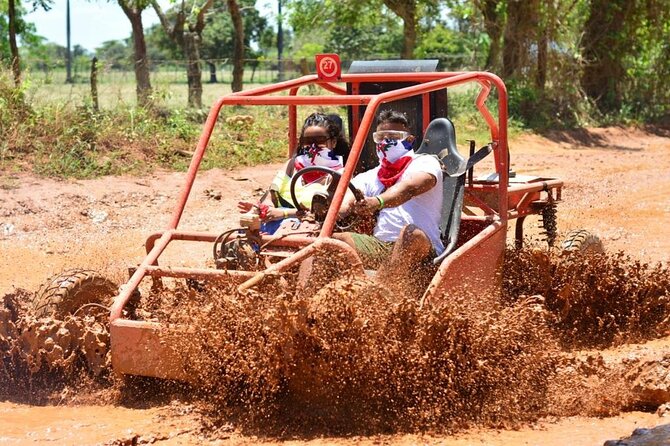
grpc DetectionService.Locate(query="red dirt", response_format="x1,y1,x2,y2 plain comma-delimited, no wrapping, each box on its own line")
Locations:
1,125,669,445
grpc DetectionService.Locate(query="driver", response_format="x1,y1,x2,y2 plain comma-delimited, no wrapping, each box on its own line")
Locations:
335,110,444,282
238,113,348,234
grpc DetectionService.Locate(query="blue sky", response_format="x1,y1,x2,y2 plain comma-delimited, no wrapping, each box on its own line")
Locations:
25,0,275,52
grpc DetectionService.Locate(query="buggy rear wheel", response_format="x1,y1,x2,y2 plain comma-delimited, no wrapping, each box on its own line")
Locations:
32,269,118,318
560,229,604,255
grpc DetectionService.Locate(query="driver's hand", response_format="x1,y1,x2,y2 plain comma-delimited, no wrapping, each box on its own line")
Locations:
351,197,381,216
237,201,256,213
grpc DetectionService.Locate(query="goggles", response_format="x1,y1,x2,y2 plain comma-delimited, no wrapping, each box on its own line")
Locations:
372,130,410,144
301,135,331,146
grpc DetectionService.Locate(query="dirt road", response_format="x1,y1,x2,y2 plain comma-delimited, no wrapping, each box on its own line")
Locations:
1,126,669,445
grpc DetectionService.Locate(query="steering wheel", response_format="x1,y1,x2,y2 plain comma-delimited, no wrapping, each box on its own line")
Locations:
289,166,365,228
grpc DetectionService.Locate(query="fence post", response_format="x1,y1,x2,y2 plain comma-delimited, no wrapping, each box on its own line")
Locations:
90,57,99,111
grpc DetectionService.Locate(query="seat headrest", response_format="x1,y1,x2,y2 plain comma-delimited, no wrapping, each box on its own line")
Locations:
415,118,464,175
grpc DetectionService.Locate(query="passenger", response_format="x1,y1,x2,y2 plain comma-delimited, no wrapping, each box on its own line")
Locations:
325,113,350,165
238,112,348,233
336,110,444,282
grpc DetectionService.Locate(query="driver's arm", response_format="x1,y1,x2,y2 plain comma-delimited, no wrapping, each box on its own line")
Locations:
337,186,359,218
354,172,437,214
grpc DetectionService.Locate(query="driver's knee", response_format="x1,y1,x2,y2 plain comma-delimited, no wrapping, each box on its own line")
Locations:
332,232,356,249
398,224,430,247
395,225,432,260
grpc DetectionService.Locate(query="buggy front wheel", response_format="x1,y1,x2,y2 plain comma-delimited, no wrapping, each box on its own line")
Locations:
32,269,118,319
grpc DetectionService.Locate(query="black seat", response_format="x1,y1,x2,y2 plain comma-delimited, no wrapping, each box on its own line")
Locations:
415,118,492,264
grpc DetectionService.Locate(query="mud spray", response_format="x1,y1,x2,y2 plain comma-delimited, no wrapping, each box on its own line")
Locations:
2,248,669,436
0,290,111,404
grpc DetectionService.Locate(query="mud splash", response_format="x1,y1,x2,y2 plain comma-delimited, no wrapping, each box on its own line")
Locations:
152,248,670,435
155,269,555,434
504,249,670,348
0,289,111,404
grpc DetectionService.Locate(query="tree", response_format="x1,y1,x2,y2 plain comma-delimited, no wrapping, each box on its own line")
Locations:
501,0,538,79
288,0,403,60
118,0,153,108
581,0,670,114
146,1,267,59
8,0,19,84
200,0,267,60
95,39,133,70
382,0,421,58
372,0,443,58
580,0,635,112
227,0,244,92
473,0,503,70
151,0,214,108
4,0,51,85
145,1,267,89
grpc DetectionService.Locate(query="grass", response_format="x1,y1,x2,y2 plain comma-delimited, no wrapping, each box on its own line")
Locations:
24,78,269,110
23,66,301,110
448,84,525,147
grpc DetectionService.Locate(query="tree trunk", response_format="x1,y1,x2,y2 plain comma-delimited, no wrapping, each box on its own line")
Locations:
151,0,213,108
581,0,629,112
119,1,153,108
207,62,217,83
476,0,503,71
383,0,417,59
184,32,203,108
401,9,417,59
228,0,245,92
535,24,548,92
8,0,21,86
90,57,99,111
502,0,538,79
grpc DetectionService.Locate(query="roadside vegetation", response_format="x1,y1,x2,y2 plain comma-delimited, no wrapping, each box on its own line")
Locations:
0,71,289,179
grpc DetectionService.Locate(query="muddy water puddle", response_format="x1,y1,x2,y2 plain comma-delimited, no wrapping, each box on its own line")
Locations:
0,402,666,445
0,402,198,445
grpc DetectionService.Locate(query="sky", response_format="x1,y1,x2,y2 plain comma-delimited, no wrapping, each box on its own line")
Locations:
24,0,276,53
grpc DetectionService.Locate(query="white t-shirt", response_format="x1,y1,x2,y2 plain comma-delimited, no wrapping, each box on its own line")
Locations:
352,151,445,255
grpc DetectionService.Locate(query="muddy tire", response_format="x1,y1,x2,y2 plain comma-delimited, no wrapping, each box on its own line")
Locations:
33,269,118,318
560,229,604,255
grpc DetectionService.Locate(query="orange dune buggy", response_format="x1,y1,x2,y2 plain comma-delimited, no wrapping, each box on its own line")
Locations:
36,57,566,381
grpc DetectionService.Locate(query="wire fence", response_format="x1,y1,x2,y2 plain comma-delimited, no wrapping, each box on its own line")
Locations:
24,58,309,85
20,56,478,108
24,55,479,84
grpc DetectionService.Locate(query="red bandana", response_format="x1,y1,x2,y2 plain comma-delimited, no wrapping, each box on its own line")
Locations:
293,160,326,184
377,156,413,189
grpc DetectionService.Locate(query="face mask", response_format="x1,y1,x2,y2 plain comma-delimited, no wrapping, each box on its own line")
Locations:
376,138,412,163
294,143,343,179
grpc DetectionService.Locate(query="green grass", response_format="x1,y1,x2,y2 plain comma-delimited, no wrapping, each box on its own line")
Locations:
449,85,524,147
24,77,269,110
23,65,301,109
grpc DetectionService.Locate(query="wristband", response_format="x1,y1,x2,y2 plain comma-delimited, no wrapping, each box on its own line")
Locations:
257,203,270,220
282,209,289,219
375,195,385,209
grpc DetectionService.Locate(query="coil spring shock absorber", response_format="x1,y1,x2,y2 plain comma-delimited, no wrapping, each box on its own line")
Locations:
540,195,558,247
